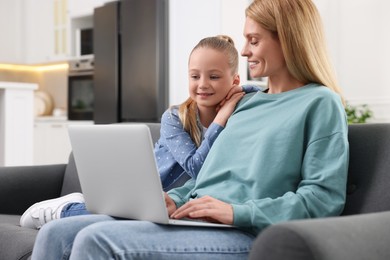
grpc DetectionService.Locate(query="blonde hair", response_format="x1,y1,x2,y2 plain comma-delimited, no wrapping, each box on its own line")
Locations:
178,35,238,147
246,0,345,104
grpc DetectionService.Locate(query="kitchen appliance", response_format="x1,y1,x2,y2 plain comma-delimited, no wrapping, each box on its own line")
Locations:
67,58,94,120
93,0,169,124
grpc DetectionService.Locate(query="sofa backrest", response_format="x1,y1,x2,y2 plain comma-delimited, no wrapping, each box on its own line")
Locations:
60,123,162,196
61,122,390,216
342,123,390,215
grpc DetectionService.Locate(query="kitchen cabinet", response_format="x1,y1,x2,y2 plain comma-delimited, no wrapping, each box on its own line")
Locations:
68,0,113,18
0,82,38,166
0,0,23,63
23,0,57,63
0,0,67,64
34,119,93,165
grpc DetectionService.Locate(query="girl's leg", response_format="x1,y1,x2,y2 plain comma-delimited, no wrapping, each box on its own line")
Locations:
61,202,90,217
31,214,114,260
70,221,255,260
20,192,85,229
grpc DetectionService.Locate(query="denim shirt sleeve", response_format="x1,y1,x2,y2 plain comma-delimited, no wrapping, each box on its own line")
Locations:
242,84,264,93
159,108,224,179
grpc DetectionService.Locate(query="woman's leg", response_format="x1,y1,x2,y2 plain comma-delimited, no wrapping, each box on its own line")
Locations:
70,221,255,260
31,214,114,260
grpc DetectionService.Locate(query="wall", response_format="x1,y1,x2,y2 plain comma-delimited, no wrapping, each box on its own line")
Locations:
314,0,390,122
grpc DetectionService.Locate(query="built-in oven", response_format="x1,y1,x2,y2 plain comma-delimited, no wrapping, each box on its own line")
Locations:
67,57,94,120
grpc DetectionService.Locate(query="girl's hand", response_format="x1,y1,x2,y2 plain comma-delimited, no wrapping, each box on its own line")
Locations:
164,193,177,216
214,91,244,127
170,195,234,225
224,85,244,100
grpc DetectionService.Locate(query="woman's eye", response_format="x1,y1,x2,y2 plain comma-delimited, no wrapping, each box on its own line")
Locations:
250,41,258,46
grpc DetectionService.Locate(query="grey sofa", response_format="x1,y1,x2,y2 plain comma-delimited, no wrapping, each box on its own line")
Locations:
0,123,389,260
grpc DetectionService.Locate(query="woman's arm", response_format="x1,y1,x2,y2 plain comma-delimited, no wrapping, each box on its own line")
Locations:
232,131,349,234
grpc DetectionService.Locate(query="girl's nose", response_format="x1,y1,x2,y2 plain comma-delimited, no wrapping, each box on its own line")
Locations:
198,78,209,89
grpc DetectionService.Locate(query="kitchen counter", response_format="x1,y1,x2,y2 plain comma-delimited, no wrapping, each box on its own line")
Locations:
0,81,38,90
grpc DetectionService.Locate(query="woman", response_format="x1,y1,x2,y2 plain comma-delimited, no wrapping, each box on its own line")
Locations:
31,0,349,259
21,35,257,230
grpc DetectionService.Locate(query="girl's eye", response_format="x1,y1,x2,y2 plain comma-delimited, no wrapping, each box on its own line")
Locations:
190,75,200,79
210,75,220,80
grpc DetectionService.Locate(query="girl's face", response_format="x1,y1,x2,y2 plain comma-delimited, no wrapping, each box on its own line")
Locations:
241,17,286,79
188,48,239,109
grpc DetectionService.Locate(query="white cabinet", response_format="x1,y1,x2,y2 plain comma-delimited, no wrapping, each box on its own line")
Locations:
0,0,24,63
0,82,38,166
0,0,67,63
68,0,113,18
34,119,93,165
23,0,56,63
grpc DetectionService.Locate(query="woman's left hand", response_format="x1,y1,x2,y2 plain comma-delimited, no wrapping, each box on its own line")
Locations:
170,195,234,225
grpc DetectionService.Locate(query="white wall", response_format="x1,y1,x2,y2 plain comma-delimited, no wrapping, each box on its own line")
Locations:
314,0,390,122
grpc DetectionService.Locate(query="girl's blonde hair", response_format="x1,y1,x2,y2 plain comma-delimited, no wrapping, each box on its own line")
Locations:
246,0,345,104
178,35,238,147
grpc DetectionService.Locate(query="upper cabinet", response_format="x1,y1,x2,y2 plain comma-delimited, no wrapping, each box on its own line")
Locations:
68,0,113,18
23,0,56,64
0,0,24,63
0,0,113,64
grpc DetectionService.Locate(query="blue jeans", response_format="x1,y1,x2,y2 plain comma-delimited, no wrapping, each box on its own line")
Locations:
31,214,255,260
61,203,90,218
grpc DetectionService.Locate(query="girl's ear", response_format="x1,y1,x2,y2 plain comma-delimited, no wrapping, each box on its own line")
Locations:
233,74,240,86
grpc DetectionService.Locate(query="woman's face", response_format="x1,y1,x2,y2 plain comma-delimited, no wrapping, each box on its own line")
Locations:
188,47,238,109
241,17,286,79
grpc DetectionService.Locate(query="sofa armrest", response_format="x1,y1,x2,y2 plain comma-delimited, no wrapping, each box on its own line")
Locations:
0,164,67,215
249,211,390,260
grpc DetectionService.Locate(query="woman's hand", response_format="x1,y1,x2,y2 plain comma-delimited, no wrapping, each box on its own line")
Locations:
170,195,234,225
164,193,177,216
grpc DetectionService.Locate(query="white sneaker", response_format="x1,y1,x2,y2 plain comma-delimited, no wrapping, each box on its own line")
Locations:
20,192,85,229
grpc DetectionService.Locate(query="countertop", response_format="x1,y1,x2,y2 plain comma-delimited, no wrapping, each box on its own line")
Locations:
0,81,38,90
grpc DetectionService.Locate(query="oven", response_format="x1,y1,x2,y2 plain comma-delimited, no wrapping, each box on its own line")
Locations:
67,58,94,120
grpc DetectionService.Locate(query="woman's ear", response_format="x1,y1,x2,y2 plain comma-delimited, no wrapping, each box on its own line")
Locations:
233,74,240,86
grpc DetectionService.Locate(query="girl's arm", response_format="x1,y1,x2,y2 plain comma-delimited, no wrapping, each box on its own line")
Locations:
158,108,223,180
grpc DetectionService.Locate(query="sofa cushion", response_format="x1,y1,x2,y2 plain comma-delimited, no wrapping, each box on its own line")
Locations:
0,214,37,260
343,123,390,215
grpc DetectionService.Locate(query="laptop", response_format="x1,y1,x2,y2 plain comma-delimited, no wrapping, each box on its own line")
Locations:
68,124,233,228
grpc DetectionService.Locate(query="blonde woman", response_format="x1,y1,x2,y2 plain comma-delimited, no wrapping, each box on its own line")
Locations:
31,1,349,259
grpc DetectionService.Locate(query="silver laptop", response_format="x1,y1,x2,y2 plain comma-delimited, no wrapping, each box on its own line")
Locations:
68,124,233,228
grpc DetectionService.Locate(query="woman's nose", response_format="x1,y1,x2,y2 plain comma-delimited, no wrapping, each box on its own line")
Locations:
241,43,249,57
